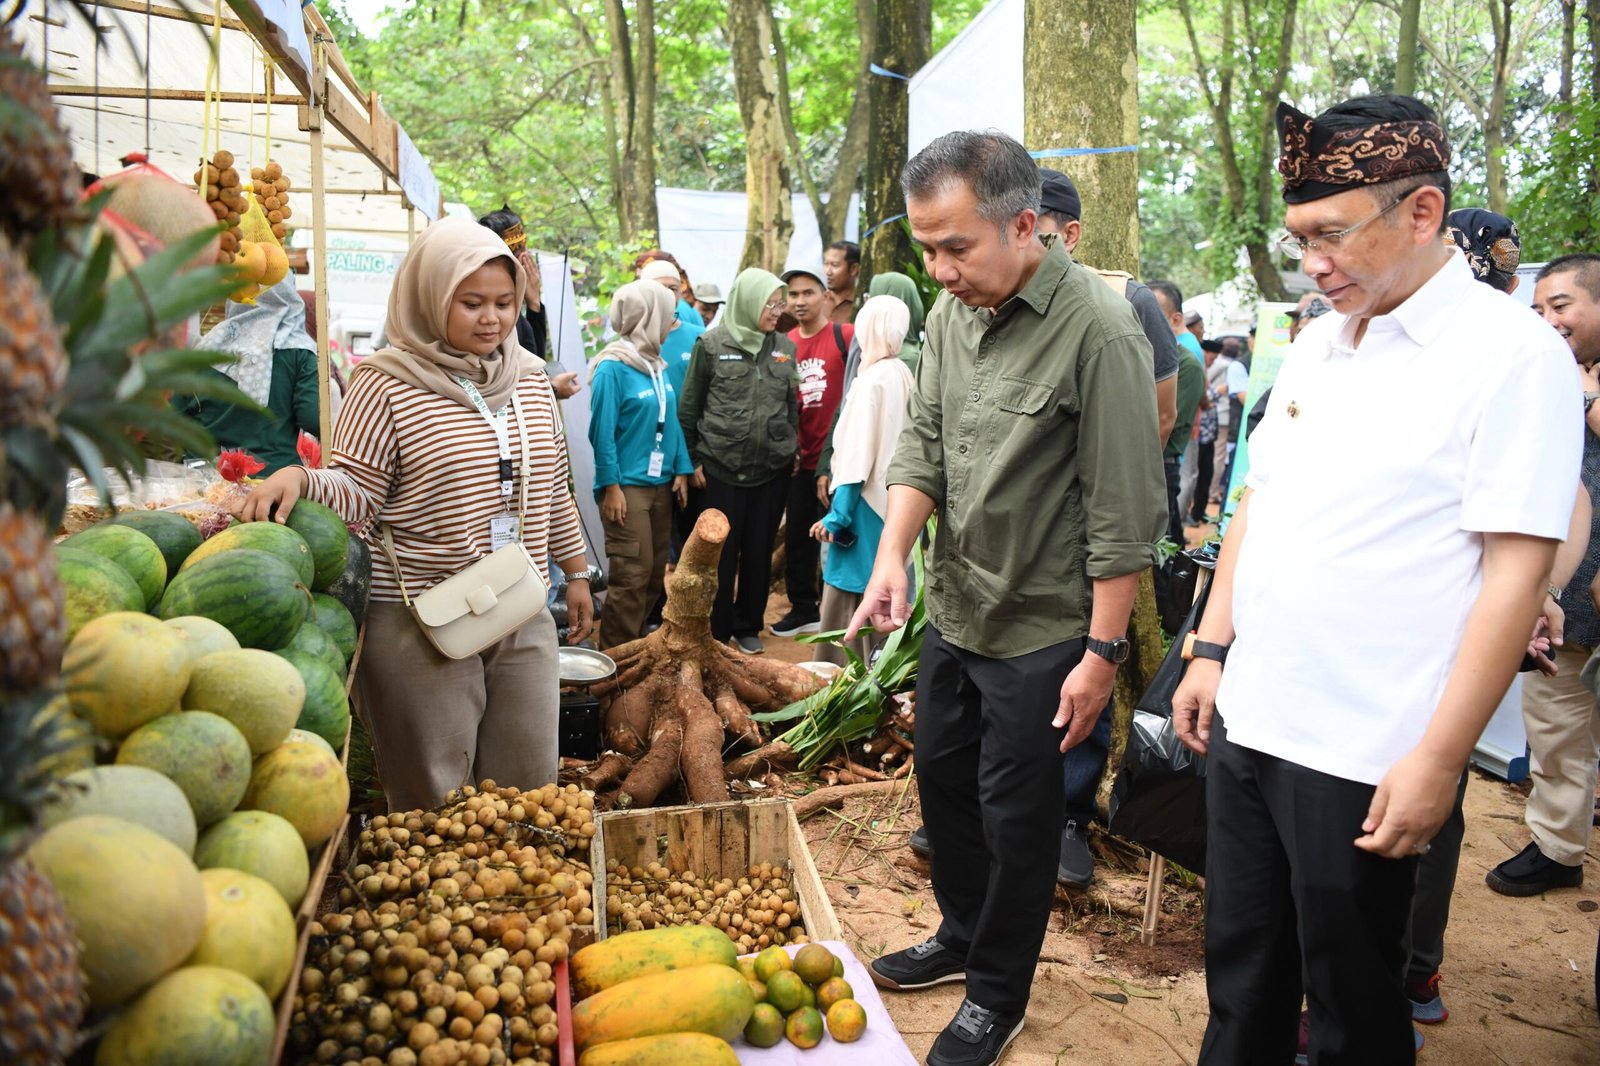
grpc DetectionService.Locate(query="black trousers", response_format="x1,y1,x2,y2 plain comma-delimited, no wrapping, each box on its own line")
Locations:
701,472,786,641
783,468,822,614
1163,455,1183,546
1200,719,1419,1066
1187,439,1215,523
917,623,1082,1015
1404,770,1468,983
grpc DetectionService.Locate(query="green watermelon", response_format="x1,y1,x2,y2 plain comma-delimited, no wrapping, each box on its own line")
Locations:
158,549,307,650
284,500,350,591
278,623,344,677
323,536,370,627
274,650,350,751
55,546,144,642
106,511,202,580
180,523,314,586
308,594,357,663
115,711,253,826
65,524,167,609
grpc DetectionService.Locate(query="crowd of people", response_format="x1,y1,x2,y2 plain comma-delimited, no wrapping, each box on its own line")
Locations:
196,83,1600,1066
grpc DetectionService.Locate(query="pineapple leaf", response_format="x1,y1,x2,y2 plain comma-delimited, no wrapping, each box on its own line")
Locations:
75,228,238,357
109,404,220,459
55,424,109,504
0,425,69,523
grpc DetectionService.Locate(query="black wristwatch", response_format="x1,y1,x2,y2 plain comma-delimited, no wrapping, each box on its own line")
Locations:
1086,636,1131,664
1181,633,1229,666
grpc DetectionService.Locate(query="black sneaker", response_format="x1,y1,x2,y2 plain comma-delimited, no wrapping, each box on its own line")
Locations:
869,935,966,990
1056,819,1093,889
909,826,932,859
730,634,765,655
927,997,1024,1066
1486,841,1583,896
770,609,821,637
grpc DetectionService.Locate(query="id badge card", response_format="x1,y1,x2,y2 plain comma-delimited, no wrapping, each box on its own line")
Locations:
647,450,665,478
489,515,518,552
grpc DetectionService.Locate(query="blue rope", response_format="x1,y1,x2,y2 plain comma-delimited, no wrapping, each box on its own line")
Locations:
861,213,907,241
1029,144,1139,158
869,63,911,81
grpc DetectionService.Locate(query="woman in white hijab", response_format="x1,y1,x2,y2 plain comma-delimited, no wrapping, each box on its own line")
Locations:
809,295,913,667
237,218,592,812
588,280,693,648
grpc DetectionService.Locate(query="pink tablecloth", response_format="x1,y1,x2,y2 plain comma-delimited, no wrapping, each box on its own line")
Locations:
733,941,919,1065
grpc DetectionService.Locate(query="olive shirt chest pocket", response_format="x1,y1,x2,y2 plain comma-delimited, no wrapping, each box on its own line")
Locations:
988,374,1060,468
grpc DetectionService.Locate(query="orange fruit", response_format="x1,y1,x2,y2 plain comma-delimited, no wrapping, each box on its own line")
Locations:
259,243,289,287
744,1003,784,1048
793,943,835,986
234,241,266,284
747,978,766,1003
785,1006,824,1049
765,970,805,1014
826,998,867,1042
229,280,261,304
736,957,757,981
833,955,845,978
753,945,792,983
816,976,853,1013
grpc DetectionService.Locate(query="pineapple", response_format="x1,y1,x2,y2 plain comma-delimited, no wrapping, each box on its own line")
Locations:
0,504,62,696
0,693,87,1065
0,235,67,431
0,30,82,244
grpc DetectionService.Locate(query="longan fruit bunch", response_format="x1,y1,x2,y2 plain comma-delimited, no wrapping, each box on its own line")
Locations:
251,159,293,241
197,148,246,262
603,859,808,954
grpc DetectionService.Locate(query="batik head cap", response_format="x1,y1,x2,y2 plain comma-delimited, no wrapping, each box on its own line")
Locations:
1275,100,1450,204
1445,208,1521,286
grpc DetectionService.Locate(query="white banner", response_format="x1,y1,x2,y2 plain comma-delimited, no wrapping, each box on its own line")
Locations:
396,125,441,221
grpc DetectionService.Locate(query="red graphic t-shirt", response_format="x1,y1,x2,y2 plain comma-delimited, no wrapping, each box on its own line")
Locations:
788,323,851,471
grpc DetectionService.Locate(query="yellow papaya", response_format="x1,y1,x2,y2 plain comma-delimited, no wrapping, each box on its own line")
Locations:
571,963,753,1052
578,1032,739,1066
571,925,737,1000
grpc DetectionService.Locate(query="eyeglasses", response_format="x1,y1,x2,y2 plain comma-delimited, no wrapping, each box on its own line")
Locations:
763,297,787,313
1277,191,1413,260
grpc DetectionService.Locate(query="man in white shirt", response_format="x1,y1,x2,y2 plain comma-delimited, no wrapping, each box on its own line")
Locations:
1172,94,1579,1065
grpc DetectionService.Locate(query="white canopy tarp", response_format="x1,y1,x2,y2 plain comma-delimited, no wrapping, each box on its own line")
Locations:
908,0,1023,156
18,0,439,239
655,187,861,297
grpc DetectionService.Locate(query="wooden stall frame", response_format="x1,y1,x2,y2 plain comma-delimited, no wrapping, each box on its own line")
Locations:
590,798,842,946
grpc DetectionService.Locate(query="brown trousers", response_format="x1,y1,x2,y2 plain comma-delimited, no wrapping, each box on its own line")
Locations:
812,584,884,668
352,602,560,813
599,483,672,650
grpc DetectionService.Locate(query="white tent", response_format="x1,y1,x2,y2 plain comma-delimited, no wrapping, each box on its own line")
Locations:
655,187,861,297
908,0,1024,156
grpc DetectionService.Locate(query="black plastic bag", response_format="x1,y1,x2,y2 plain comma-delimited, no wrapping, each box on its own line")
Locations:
1108,557,1213,874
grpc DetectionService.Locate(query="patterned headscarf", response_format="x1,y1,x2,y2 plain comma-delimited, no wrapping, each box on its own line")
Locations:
1446,209,1521,292
1276,100,1450,204
196,277,317,406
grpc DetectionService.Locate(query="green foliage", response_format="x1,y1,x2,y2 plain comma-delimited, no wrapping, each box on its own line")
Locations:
1512,93,1600,260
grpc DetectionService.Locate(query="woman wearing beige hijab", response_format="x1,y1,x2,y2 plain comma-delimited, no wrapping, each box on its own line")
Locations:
588,280,693,648
810,295,913,668
239,217,592,812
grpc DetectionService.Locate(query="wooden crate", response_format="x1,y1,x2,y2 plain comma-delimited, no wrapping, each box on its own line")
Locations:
590,798,841,944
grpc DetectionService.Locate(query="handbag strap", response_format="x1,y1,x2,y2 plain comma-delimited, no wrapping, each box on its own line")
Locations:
378,388,532,609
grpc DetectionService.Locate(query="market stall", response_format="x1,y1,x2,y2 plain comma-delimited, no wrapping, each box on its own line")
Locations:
16,0,444,447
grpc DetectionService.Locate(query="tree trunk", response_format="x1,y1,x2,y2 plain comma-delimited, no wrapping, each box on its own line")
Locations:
1558,0,1575,116
863,0,930,281
1395,0,1422,95
729,0,795,271
588,511,824,809
1024,0,1140,275
601,0,659,241
1485,0,1513,214
1096,569,1165,821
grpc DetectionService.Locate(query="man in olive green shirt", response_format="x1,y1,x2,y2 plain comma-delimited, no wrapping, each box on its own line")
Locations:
849,131,1166,1066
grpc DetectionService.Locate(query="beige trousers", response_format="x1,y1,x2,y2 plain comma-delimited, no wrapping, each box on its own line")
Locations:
812,585,883,668
353,602,560,814
1521,640,1600,864
599,483,672,650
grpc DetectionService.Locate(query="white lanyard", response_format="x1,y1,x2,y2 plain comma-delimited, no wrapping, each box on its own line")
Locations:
457,377,514,504
647,363,668,446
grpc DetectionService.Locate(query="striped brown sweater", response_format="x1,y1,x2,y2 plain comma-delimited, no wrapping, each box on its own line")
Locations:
304,366,588,603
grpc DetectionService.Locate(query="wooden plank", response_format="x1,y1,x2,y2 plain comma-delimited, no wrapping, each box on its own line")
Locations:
84,0,248,32
786,805,842,942
746,799,787,868
48,86,305,105
665,808,705,878
270,813,350,1064
603,809,658,873
719,802,748,881
588,821,610,944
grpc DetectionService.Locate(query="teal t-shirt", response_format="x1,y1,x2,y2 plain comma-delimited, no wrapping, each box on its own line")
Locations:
588,359,695,493
819,482,882,595
663,301,706,398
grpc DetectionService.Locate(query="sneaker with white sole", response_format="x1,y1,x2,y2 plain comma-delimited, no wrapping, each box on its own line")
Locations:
927,997,1024,1066
770,610,821,636
730,634,765,655
869,935,966,990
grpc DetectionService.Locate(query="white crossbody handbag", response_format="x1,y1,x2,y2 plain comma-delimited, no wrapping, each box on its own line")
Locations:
377,389,549,660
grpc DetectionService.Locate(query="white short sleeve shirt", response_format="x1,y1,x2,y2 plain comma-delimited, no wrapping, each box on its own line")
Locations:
1216,252,1582,785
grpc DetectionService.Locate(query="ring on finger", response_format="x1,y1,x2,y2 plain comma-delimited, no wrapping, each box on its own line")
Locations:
1412,841,1431,855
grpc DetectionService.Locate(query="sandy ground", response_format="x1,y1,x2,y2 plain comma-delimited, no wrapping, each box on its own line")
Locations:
753,567,1600,1064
